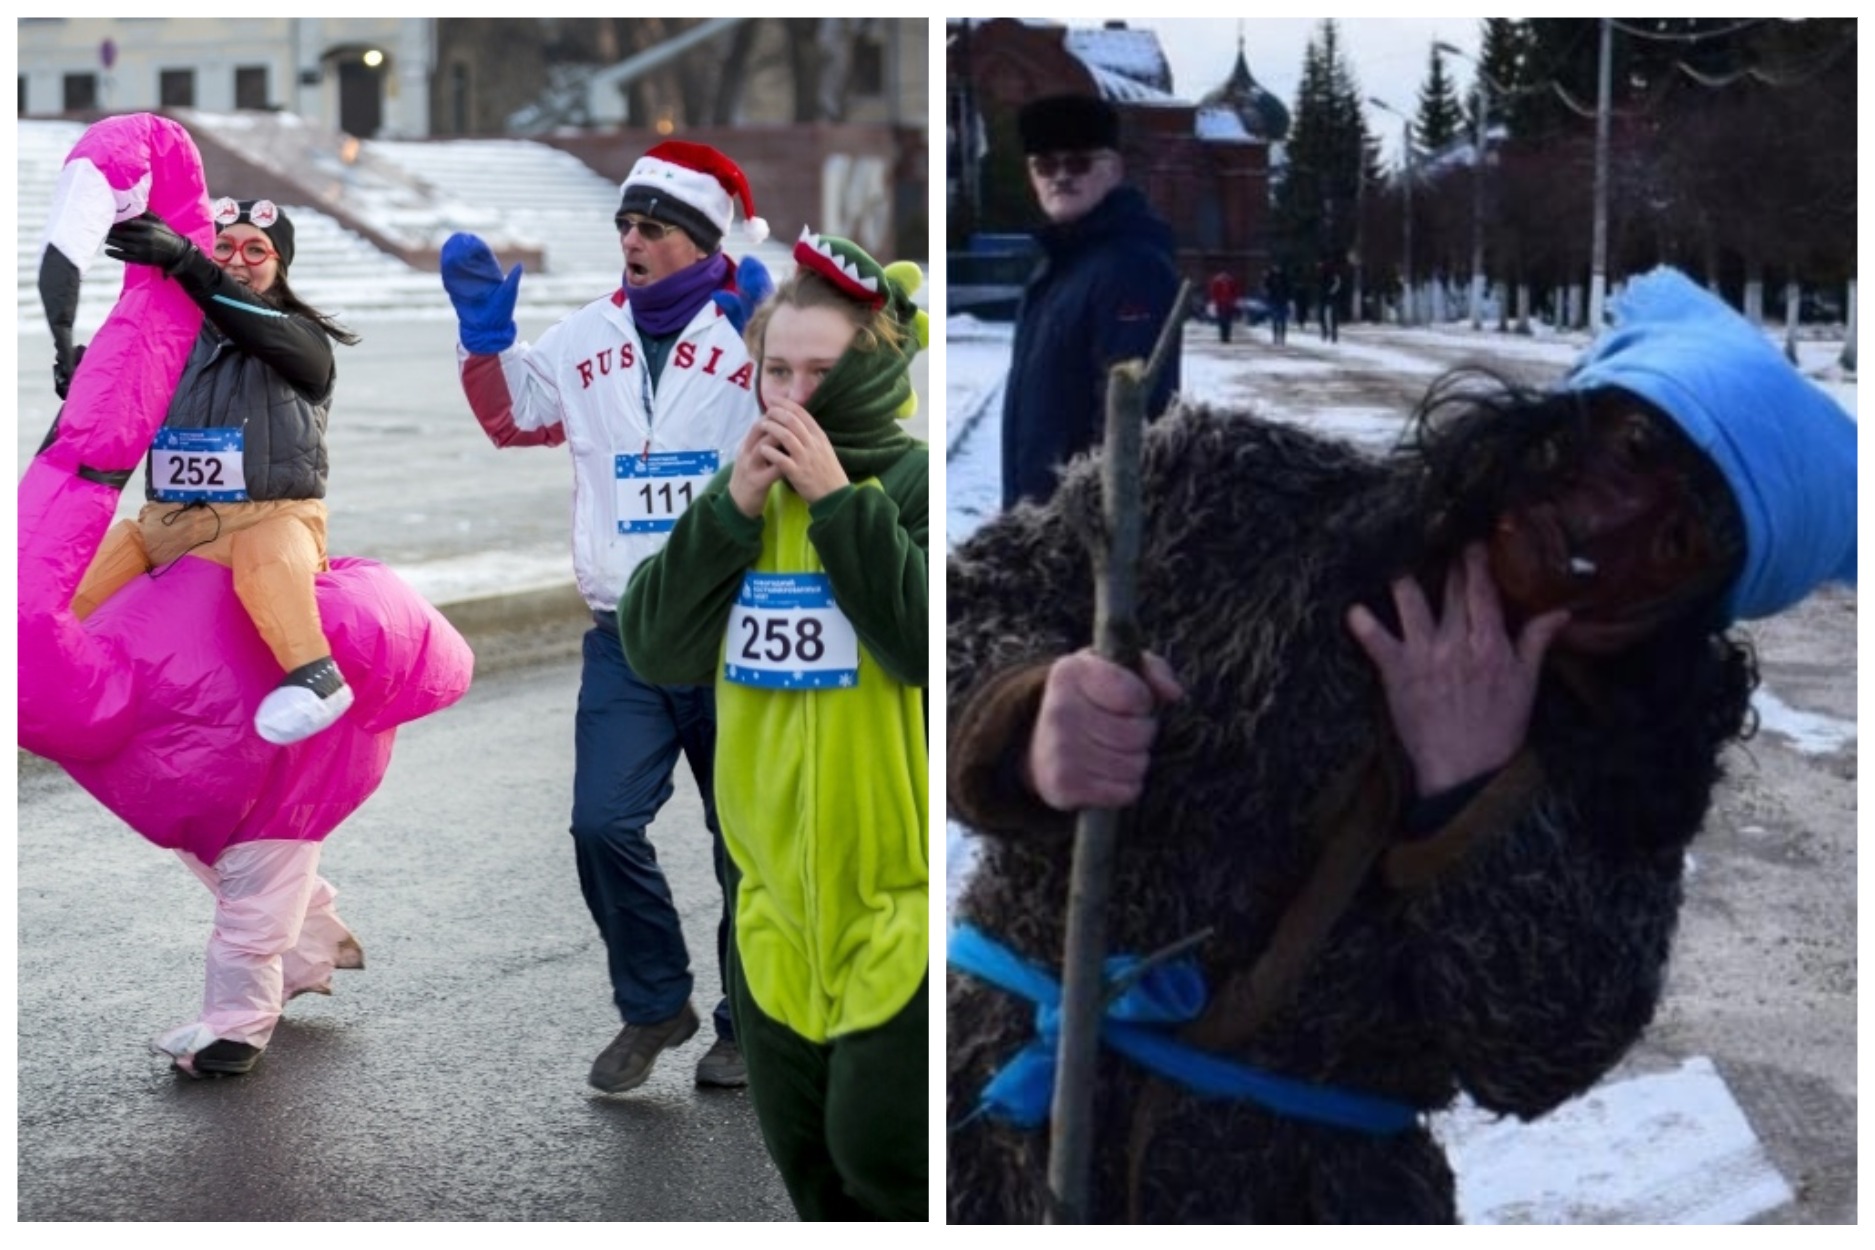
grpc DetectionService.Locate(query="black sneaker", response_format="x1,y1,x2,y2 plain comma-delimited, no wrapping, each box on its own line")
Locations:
588,1002,699,1093
194,1039,263,1075
694,1035,748,1087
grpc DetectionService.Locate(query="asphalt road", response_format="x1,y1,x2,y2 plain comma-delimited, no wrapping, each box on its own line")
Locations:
17,650,795,1222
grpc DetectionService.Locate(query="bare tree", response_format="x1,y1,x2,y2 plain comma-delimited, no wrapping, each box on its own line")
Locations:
784,19,826,122
707,20,762,123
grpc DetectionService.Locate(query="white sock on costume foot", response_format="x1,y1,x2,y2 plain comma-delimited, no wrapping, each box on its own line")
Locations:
255,658,353,745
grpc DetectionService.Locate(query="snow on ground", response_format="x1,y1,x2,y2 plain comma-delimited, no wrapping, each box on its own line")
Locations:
1750,685,1858,755
942,314,1856,1223
1439,1057,1793,1224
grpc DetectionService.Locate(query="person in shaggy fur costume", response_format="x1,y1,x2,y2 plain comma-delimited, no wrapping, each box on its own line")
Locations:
945,268,1854,1223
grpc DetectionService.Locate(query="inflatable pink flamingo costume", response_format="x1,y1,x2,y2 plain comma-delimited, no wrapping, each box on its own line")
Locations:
19,115,475,1076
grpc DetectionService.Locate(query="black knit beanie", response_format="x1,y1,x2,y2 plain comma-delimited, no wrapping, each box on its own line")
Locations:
213,196,295,268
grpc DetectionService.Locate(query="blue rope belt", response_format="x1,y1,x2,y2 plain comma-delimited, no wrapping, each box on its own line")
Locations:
948,922,1419,1136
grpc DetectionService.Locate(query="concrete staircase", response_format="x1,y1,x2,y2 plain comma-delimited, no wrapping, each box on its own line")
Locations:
366,136,627,304
18,115,794,339
367,134,794,300
17,117,434,332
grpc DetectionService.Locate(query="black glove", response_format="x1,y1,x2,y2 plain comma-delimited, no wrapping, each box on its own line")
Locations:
104,212,195,274
54,343,86,400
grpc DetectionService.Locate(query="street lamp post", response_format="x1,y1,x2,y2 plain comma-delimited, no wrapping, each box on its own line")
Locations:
1590,17,1613,329
1369,97,1414,326
1435,40,1494,331
1468,83,1487,329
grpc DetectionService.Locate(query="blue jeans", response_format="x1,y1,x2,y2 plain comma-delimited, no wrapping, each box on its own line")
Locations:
572,622,733,1040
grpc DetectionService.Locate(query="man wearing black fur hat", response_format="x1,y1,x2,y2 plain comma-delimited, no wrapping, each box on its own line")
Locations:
1001,92,1182,510
946,269,1856,1221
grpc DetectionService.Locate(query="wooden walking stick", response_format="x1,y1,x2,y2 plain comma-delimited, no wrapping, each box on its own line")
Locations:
1046,282,1192,1224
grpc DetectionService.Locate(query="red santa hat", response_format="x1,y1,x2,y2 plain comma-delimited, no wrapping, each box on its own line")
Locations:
615,140,768,252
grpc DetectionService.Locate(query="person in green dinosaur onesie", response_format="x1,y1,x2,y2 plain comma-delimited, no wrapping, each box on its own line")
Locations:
619,228,928,1221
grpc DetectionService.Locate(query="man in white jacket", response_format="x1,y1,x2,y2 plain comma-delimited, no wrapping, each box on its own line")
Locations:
441,141,772,1092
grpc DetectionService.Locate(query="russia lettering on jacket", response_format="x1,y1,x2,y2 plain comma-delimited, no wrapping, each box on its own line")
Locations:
574,338,754,390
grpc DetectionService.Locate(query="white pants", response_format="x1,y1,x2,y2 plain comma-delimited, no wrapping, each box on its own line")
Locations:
151,839,354,1061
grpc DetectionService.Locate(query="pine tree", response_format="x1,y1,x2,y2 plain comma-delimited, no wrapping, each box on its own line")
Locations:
1414,45,1467,154
1471,18,1530,138
1271,19,1371,284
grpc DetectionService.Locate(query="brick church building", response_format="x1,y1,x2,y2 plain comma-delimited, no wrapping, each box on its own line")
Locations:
948,19,1288,290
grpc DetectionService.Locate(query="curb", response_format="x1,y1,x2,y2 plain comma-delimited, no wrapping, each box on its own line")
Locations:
433,580,592,646
19,580,594,784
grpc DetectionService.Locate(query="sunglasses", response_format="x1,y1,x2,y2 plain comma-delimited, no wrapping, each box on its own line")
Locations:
617,214,677,243
1028,152,1107,180
213,236,279,266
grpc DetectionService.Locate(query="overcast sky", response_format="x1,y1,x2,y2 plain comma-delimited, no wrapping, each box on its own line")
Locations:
1130,18,1486,167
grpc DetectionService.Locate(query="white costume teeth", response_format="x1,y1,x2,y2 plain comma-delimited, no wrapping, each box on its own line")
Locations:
796,227,881,294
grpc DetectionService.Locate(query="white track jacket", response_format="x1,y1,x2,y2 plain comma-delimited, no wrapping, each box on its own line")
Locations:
458,290,760,610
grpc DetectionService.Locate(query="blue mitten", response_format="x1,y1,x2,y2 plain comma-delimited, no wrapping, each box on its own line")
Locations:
441,233,522,354
712,255,774,333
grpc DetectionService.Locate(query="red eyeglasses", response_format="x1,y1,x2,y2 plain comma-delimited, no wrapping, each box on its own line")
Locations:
213,236,279,266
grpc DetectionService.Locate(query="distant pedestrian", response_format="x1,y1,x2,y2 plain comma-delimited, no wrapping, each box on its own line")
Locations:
1264,264,1293,345
1209,268,1243,343
1001,92,1182,510
441,140,775,1095
1318,258,1343,343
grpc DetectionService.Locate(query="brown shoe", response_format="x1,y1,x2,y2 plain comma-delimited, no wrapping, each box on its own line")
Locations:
588,1002,700,1093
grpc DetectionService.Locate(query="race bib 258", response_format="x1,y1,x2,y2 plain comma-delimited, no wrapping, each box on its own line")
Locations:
724,572,860,690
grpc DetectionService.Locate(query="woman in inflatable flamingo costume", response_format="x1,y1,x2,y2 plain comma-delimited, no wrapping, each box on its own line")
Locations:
20,114,474,1076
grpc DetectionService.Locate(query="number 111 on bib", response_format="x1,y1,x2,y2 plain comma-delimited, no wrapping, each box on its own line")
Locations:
615,450,718,534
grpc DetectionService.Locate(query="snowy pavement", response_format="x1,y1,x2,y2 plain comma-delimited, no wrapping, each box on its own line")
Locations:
943,315,1858,1224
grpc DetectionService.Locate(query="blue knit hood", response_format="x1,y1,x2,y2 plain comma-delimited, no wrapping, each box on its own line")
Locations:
1562,267,1856,622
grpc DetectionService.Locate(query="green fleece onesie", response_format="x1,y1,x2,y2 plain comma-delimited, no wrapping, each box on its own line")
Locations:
619,448,928,1038
621,232,931,1219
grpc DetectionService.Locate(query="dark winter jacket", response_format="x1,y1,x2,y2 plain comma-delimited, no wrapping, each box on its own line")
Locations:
145,257,337,502
1000,184,1181,511
947,402,1752,1222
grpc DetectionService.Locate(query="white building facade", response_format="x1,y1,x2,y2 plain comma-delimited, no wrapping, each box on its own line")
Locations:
18,17,435,139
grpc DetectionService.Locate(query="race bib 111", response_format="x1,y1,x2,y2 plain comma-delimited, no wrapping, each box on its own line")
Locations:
616,449,718,533
724,572,860,690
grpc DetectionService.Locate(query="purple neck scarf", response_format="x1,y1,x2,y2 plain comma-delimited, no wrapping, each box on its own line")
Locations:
627,252,731,336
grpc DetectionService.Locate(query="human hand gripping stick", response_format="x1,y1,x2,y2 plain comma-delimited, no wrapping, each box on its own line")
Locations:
1028,648,1184,812
441,232,523,354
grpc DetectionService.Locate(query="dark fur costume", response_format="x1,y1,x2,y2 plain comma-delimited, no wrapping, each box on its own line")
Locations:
946,394,1754,1223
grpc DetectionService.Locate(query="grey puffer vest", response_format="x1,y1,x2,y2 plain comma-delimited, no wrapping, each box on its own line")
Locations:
144,324,331,502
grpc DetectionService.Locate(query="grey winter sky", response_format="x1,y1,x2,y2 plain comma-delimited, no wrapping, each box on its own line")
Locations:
1132,18,1486,167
